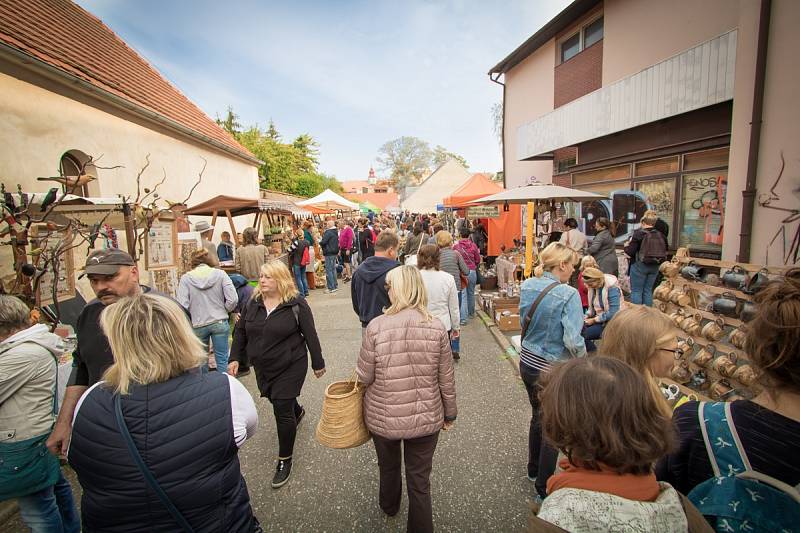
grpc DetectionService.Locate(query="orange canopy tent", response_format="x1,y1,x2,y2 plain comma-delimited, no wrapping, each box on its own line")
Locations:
443,174,521,256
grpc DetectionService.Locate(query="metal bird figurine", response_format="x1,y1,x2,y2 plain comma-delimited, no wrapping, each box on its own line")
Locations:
40,188,59,210
36,174,95,189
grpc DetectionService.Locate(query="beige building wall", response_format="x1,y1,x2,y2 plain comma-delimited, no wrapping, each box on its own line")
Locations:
725,0,800,265
503,40,557,188
602,0,740,86
0,72,260,283
401,159,472,213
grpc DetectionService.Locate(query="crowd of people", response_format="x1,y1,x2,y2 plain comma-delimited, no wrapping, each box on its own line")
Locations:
1,208,798,532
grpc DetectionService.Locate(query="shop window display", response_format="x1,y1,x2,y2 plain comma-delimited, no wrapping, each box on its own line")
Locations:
679,172,727,251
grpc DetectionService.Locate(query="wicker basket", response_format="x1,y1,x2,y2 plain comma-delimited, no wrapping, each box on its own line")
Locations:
316,374,371,449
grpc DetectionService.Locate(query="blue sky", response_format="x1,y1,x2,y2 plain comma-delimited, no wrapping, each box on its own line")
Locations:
76,0,570,182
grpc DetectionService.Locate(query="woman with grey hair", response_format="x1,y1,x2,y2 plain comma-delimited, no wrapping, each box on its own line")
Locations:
0,295,79,532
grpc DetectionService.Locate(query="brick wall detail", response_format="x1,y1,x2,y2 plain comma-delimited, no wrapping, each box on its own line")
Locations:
554,41,603,108
552,174,571,187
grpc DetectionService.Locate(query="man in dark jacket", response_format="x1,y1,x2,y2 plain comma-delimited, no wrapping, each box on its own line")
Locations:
319,218,340,293
351,231,400,329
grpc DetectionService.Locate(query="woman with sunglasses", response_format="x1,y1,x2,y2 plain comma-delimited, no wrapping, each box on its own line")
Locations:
599,305,681,418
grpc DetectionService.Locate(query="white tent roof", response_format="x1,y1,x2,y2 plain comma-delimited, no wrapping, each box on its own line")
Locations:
297,189,359,210
473,183,607,204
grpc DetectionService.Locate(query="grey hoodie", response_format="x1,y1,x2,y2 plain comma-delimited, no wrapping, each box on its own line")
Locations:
0,324,63,442
177,265,238,328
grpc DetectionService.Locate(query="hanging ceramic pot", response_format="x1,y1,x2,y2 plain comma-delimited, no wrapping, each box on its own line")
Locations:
712,353,738,377
709,379,735,401
677,337,695,355
712,292,740,318
729,327,747,350
681,314,704,337
680,261,706,282
740,301,758,322
669,309,685,327
659,260,680,278
701,318,726,342
671,360,692,384
743,268,771,295
733,364,758,386
693,343,717,368
654,281,673,302
722,265,749,291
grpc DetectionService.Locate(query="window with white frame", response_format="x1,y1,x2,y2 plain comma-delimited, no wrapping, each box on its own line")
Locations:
559,16,603,64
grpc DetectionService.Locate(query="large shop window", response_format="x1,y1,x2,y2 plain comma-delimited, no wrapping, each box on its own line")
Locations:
679,172,727,251
635,179,676,246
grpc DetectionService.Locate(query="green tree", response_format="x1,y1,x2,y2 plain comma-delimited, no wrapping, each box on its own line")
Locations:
377,136,434,192
292,134,320,174
266,119,281,141
432,145,468,169
215,105,241,135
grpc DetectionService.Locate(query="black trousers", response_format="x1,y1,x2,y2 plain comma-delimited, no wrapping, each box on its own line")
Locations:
372,432,439,533
270,398,303,458
519,363,558,498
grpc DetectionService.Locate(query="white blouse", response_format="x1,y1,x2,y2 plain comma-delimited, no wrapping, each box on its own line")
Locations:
418,268,460,331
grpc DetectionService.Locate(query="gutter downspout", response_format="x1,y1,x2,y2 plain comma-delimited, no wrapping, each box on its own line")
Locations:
738,0,771,262
489,73,506,188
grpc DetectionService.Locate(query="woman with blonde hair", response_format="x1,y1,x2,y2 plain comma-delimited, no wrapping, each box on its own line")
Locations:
518,241,586,500
229,260,325,489
580,266,623,352
68,294,260,532
599,305,679,418
357,265,457,532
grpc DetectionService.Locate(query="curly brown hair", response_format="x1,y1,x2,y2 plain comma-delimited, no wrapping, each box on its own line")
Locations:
190,249,215,268
539,356,675,475
744,268,800,395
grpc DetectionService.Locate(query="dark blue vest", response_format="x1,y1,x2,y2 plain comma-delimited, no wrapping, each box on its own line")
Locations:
69,369,256,532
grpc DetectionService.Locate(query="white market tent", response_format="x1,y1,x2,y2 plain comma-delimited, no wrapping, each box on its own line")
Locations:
297,189,359,211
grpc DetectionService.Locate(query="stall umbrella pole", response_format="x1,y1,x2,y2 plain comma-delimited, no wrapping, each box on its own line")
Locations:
524,200,535,278
225,209,238,247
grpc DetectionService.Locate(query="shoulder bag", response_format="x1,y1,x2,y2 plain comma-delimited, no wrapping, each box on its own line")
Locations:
520,281,559,339
404,234,424,266
115,394,196,533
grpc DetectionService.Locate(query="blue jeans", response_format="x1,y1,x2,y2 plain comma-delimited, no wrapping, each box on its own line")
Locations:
582,322,606,352
324,254,338,290
629,261,660,306
16,470,80,533
460,269,477,323
451,292,462,353
293,265,309,296
194,319,230,373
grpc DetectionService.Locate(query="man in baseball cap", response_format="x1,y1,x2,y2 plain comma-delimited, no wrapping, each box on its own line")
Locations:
194,220,220,267
48,248,146,457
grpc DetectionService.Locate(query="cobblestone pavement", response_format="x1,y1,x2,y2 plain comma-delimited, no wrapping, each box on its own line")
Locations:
4,287,534,532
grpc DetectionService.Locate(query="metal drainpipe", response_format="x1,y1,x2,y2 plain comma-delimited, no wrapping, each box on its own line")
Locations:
489,73,507,188
738,0,772,262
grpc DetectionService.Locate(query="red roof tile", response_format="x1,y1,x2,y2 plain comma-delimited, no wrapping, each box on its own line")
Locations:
0,0,257,163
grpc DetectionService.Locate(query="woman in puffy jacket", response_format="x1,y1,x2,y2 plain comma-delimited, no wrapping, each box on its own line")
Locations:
357,265,457,533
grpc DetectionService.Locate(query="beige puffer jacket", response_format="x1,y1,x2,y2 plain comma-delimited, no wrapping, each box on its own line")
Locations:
357,308,457,440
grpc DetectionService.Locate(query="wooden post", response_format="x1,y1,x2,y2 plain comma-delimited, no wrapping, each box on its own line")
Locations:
225,209,238,246
121,202,138,259
524,201,535,279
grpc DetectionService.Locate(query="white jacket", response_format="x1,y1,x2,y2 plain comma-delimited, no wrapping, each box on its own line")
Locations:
419,268,460,331
538,483,688,533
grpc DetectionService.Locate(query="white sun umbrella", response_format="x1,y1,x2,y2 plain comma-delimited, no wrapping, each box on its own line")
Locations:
471,183,607,204
297,189,359,211
472,183,607,277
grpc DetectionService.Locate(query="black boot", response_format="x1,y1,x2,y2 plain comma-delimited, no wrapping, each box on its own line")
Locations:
272,458,292,489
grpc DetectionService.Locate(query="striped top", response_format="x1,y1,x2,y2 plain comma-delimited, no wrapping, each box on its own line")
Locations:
438,248,468,290
519,346,553,373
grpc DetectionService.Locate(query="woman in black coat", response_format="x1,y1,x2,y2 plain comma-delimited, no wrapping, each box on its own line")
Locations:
588,217,619,276
229,260,326,489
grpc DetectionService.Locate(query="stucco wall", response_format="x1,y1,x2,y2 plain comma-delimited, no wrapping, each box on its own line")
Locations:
401,159,472,213
0,72,260,282
725,0,800,265
503,40,556,188
602,0,739,86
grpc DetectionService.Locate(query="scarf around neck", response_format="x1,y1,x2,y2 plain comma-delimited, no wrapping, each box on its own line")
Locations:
547,458,660,502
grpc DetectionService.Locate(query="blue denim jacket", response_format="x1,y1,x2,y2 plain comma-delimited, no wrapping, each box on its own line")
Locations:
519,271,586,360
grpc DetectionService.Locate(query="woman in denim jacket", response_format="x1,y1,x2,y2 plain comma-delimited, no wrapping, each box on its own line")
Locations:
518,242,586,500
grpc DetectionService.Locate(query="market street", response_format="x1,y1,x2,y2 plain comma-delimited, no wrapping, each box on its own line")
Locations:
3,287,533,532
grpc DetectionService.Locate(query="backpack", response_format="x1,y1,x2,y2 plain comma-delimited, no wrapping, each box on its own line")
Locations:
638,228,667,264
687,401,800,532
300,244,310,266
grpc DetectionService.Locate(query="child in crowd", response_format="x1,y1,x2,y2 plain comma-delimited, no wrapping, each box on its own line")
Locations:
577,256,598,312
533,357,709,532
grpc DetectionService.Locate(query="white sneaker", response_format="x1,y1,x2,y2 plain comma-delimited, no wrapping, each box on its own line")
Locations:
331,287,340,293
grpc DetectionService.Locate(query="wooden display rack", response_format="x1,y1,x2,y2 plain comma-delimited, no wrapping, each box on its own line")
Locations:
654,249,789,403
